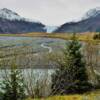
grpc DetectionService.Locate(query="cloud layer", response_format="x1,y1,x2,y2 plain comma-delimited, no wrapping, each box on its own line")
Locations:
0,0,100,25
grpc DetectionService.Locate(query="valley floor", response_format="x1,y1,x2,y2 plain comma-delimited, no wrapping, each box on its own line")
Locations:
0,32,100,100
0,32,100,44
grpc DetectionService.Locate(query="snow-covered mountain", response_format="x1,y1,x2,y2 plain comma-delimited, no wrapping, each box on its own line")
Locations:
0,8,40,22
0,8,22,20
83,7,100,19
54,7,100,33
0,8,46,33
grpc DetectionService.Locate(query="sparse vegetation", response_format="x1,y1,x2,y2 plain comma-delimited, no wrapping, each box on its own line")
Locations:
0,32,99,100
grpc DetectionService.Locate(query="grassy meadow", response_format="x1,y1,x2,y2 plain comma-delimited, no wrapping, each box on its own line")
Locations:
26,90,100,100
0,32,100,43
19,32,100,43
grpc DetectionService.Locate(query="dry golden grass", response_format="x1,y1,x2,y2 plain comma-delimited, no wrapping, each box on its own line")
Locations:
0,32,100,44
0,32,100,42
19,32,100,43
26,90,100,100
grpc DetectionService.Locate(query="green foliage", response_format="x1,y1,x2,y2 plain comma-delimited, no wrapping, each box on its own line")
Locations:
51,34,92,95
0,64,25,100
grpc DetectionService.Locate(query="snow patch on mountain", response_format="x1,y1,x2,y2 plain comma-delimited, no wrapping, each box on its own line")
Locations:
83,7,100,19
0,8,39,23
0,8,22,20
45,26,58,33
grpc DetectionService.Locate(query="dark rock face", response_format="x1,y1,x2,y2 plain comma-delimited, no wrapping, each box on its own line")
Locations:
0,18,46,33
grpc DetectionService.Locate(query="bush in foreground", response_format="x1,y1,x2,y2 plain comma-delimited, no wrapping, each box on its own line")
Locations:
0,64,25,100
51,34,92,95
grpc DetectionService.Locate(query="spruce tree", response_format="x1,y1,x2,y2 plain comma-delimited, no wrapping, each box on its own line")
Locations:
0,64,25,100
51,34,92,95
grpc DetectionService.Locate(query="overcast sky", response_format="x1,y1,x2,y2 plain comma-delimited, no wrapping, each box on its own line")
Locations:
0,0,100,25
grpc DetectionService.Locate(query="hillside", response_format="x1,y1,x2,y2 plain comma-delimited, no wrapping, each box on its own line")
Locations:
0,8,46,33
54,8,100,33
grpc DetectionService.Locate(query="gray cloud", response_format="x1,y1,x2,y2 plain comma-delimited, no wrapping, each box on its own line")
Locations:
0,0,100,25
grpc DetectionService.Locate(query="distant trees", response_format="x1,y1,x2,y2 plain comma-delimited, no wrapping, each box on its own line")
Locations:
93,33,100,40
51,34,92,95
0,63,25,100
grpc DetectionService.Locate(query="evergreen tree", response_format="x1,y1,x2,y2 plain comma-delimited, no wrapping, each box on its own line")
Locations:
51,34,92,95
0,64,25,100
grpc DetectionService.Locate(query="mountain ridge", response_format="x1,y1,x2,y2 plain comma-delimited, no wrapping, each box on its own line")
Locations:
0,8,46,33
54,7,100,33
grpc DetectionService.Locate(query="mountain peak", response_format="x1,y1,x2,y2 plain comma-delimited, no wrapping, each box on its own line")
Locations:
0,8,40,23
83,7,100,19
1,8,19,15
0,8,22,20
0,8,46,33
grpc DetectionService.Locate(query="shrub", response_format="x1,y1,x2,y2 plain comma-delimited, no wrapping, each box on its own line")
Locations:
51,34,92,95
0,64,25,100
93,33,100,40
